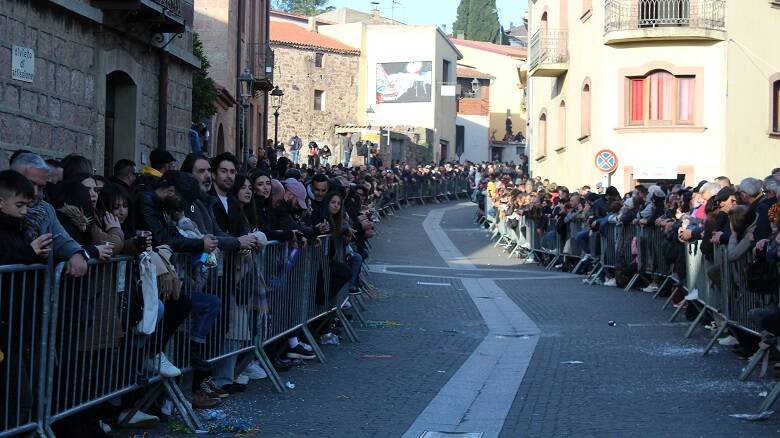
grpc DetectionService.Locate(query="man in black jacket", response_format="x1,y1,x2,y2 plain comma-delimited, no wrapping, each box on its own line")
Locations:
209,153,249,237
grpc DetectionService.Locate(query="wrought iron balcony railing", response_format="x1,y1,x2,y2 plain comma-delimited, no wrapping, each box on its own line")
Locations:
151,0,182,16
529,29,569,71
604,0,726,34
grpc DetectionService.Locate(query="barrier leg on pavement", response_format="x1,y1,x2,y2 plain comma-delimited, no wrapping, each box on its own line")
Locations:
702,323,729,356
739,344,770,381
759,380,780,412
685,306,708,338
253,345,285,393
335,307,359,343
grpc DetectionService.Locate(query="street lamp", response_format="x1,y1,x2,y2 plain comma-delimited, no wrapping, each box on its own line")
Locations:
471,77,480,96
270,86,284,150
365,106,375,129
238,69,254,163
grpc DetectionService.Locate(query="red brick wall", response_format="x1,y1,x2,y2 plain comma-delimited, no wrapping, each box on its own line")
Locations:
458,82,490,117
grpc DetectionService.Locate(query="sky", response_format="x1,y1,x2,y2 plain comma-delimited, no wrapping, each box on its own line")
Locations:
326,0,527,30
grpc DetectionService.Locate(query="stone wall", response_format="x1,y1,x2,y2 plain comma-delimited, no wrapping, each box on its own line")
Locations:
270,44,359,160
0,0,194,173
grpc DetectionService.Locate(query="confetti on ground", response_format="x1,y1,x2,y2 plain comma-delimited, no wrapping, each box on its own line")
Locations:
365,320,402,328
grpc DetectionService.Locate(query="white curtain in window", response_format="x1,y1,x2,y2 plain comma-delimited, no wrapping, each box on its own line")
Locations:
649,71,674,121
677,77,694,122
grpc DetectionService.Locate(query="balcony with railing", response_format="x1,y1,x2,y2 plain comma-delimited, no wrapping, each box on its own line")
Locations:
92,0,191,33
529,29,569,77
248,43,275,93
604,0,726,44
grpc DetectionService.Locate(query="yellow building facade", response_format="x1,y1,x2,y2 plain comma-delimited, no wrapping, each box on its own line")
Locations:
527,0,780,192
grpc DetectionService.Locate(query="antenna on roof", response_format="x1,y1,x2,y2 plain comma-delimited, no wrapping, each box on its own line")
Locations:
391,0,400,22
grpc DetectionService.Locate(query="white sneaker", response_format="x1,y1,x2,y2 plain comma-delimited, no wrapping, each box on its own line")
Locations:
243,361,268,380
299,341,313,352
718,335,739,346
235,373,250,385
603,278,617,287
146,353,181,378
642,284,659,293
118,410,159,428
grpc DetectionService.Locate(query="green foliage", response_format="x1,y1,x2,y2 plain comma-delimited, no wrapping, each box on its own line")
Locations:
453,0,507,45
192,33,218,122
452,0,471,37
273,0,335,16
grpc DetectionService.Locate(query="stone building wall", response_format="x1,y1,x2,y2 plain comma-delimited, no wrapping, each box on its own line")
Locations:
0,0,195,172
270,44,359,161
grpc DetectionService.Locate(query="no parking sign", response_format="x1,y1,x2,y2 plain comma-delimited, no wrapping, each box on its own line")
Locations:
595,149,618,174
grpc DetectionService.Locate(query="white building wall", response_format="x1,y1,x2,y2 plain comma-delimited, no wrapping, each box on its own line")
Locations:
457,114,490,163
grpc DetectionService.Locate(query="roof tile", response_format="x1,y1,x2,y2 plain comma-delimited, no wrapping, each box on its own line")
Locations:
270,21,359,54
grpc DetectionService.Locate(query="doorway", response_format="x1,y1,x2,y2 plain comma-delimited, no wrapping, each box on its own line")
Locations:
104,71,137,176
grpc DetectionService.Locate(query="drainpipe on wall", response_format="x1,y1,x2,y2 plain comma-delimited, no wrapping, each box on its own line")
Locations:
157,34,170,150
235,0,244,155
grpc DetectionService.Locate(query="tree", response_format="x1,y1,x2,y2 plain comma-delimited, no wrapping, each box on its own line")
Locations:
452,0,471,37
273,0,335,16
192,33,218,122
452,0,507,45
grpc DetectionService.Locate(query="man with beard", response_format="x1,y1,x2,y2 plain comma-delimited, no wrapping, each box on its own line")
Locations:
208,153,251,237
308,173,331,233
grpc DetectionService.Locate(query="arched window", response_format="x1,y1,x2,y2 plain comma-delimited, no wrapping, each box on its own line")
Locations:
627,69,694,126
538,112,548,158
581,81,591,138
558,100,566,150
773,79,780,134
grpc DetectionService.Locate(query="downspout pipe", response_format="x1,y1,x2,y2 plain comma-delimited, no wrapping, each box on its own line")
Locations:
157,35,170,150
235,0,244,156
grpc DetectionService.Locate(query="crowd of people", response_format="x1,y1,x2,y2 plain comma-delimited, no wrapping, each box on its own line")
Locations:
475,163,780,368
0,142,473,436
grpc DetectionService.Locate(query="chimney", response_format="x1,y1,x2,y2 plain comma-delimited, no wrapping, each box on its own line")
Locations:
307,17,318,33
371,8,380,22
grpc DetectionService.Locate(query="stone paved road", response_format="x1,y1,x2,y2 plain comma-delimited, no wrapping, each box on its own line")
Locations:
126,201,780,437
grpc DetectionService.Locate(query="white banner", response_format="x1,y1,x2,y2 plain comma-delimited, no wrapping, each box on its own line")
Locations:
633,163,678,180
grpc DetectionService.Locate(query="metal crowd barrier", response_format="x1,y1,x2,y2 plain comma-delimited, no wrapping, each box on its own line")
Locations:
480,205,780,413
1,236,368,436
0,263,50,438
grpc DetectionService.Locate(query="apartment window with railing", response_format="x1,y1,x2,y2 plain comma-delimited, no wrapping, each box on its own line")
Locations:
627,70,694,126
773,79,780,135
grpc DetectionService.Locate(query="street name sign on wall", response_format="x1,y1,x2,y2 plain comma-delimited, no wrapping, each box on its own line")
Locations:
11,45,34,83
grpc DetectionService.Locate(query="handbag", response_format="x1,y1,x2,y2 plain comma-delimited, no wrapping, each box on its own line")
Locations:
150,245,182,301
747,250,780,295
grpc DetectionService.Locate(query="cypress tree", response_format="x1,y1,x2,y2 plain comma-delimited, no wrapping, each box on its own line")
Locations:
453,0,471,37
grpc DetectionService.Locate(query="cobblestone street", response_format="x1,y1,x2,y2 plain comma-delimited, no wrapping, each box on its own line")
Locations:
144,202,780,437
